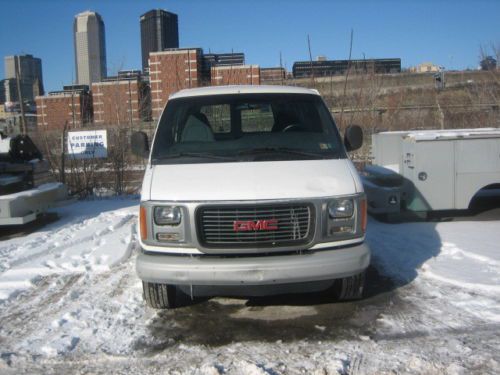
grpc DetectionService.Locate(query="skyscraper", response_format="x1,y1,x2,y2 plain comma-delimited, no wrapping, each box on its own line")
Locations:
74,11,107,86
140,9,179,73
4,54,44,102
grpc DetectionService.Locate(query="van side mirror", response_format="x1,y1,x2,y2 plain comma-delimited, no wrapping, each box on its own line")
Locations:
344,125,363,151
131,131,149,158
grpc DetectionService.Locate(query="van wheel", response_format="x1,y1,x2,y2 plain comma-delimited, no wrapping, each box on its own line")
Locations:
143,281,176,309
335,271,365,301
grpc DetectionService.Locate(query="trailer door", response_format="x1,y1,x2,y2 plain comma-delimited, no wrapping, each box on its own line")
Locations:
413,140,455,210
401,139,421,210
454,138,500,209
401,139,416,182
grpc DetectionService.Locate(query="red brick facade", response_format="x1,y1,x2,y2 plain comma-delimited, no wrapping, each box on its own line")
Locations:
36,91,92,130
260,67,286,83
149,48,202,119
210,65,260,86
92,79,149,126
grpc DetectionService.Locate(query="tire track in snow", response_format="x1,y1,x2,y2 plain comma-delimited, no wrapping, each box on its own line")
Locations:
348,352,364,375
440,242,500,268
369,280,490,345
0,214,134,276
0,248,141,356
421,266,500,295
0,274,83,344
373,320,500,342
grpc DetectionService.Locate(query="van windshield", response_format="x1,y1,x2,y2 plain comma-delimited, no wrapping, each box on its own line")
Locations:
151,93,346,164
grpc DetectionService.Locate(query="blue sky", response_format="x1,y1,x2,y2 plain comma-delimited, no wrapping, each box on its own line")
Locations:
1,0,499,92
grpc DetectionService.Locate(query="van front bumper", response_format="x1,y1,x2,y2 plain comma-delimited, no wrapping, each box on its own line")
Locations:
136,242,370,286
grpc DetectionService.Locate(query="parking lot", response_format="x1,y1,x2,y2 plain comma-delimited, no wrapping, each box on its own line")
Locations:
0,197,499,374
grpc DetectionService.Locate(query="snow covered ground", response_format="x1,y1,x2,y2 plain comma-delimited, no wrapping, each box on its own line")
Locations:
0,197,499,374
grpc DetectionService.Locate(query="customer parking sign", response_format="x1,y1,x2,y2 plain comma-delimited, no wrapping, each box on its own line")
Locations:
67,130,108,159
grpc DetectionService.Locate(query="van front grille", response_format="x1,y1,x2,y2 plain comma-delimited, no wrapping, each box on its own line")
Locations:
197,203,314,248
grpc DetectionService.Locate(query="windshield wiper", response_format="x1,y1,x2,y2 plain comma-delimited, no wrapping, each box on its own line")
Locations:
153,152,236,161
238,147,331,158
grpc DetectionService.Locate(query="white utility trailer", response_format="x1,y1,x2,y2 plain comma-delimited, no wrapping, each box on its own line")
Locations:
362,128,500,214
0,134,68,225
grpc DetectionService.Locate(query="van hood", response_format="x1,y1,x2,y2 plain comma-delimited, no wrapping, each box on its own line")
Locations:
146,159,361,202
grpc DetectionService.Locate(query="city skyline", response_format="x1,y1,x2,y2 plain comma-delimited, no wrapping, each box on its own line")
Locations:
0,0,499,92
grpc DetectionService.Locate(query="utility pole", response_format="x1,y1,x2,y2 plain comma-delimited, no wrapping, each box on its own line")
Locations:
279,51,284,85
15,56,27,135
435,66,446,129
71,90,76,128
128,78,133,132
61,121,68,184
339,29,354,127
307,34,314,85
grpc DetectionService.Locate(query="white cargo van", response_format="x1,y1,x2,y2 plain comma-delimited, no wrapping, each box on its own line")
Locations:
132,85,370,308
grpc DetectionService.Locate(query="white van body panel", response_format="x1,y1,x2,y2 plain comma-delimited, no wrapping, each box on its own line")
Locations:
140,165,154,201
346,159,364,194
148,159,357,202
136,85,370,299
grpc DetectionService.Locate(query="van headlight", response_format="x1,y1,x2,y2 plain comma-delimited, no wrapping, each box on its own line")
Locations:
325,195,365,238
154,206,182,225
328,198,354,218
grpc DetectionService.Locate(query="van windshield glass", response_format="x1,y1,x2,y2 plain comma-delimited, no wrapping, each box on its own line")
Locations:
151,93,345,164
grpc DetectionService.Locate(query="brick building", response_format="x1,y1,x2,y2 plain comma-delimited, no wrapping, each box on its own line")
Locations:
210,65,260,86
36,87,92,130
92,77,150,127
260,67,286,83
149,48,202,119
201,52,245,78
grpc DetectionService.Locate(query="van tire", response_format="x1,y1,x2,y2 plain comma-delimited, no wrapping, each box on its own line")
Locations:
143,281,176,309
335,271,365,301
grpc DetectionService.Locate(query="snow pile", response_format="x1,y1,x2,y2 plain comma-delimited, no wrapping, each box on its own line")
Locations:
0,198,137,301
368,217,500,323
423,224,500,294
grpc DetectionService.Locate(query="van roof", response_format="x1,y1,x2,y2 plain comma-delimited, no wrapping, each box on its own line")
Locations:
169,85,320,99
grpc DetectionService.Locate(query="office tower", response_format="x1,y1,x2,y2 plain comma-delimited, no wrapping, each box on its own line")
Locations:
140,9,179,72
4,54,44,101
74,11,107,86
